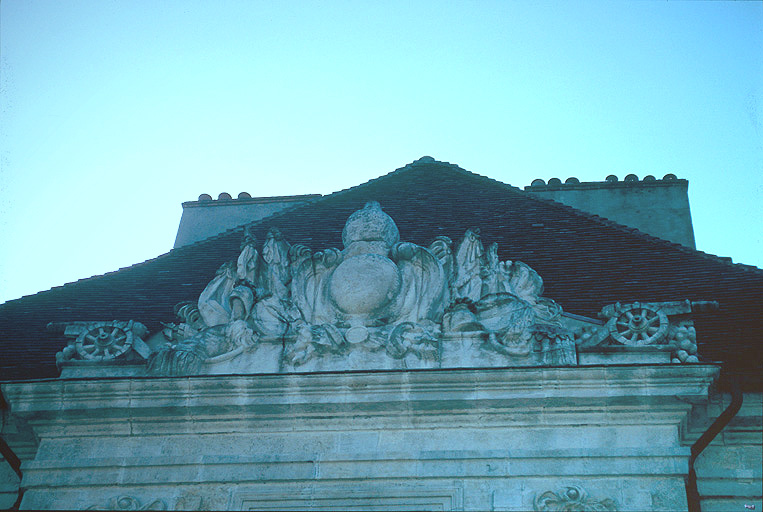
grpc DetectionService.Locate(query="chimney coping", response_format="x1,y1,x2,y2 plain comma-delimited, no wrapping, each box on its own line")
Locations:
182,193,322,209
525,175,687,192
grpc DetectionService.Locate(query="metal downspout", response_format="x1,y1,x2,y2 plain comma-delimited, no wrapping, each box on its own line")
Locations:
0,389,24,510
685,372,743,512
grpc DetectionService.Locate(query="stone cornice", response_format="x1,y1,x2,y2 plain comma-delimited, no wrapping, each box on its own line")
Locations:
3,365,719,437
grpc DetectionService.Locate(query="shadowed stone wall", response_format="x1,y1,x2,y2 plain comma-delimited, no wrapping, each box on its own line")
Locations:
526,174,695,248
174,193,320,248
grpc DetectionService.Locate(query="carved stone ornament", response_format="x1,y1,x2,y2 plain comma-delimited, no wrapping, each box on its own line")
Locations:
53,203,717,375
146,201,576,375
86,493,217,511
534,486,617,511
573,300,717,363
608,303,669,345
86,495,167,511
51,320,150,366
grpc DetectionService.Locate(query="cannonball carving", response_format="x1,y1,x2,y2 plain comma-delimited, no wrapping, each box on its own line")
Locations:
669,321,700,363
608,303,668,346
75,323,133,360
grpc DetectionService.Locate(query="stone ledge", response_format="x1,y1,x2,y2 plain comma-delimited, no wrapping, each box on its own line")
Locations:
22,407,695,437
17,477,689,512
3,366,718,441
21,453,691,487
26,447,692,468
3,365,719,414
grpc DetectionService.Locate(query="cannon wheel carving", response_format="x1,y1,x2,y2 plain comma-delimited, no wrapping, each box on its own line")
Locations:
609,305,668,345
75,324,133,360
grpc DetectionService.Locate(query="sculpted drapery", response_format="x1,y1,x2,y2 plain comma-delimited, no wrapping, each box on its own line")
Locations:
149,201,573,375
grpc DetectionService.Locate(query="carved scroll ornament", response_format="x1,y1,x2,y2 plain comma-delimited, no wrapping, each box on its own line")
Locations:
87,492,217,511
534,486,617,511
87,495,166,511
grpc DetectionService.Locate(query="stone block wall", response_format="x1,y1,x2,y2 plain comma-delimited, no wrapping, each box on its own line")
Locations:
0,456,20,510
174,193,320,247
693,393,763,512
526,175,695,248
4,366,724,511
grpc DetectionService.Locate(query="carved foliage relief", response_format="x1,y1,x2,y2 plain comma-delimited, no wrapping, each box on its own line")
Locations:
87,492,220,511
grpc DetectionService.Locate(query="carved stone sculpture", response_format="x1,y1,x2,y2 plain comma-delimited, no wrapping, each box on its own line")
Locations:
50,203,720,376
51,320,150,366
574,300,718,363
146,201,575,375
534,486,617,511
87,492,220,511
87,496,167,511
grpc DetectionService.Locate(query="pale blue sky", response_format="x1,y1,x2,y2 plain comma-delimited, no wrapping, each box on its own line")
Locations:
1,0,761,304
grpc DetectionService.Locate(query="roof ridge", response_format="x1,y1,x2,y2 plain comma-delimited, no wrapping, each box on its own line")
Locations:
311,159,763,274
0,248,175,306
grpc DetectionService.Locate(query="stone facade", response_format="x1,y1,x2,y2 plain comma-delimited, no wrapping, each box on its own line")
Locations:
3,366,720,511
690,393,763,512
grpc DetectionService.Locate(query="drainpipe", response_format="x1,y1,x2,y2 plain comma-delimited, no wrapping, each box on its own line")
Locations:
0,389,24,510
685,371,743,512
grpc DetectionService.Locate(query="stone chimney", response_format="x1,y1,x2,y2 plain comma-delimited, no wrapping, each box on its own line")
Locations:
525,174,695,248
174,193,321,248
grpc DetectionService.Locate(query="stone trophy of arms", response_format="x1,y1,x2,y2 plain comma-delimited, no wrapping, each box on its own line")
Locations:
149,201,573,375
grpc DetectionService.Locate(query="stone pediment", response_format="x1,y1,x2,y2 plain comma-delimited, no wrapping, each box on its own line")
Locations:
52,201,715,377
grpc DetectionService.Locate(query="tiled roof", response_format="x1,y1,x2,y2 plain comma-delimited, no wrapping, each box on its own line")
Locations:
1,158,761,389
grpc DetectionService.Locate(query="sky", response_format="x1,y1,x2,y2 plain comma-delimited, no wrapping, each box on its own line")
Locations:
0,0,761,305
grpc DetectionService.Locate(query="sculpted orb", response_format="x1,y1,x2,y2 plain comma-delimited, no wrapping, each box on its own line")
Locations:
329,253,401,317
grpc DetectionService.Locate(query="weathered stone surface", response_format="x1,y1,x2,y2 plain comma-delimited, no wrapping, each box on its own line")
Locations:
0,458,20,510
574,300,717,364
690,393,763,512
47,203,722,378
2,365,720,511
146,202,576,375
51,320,150,369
